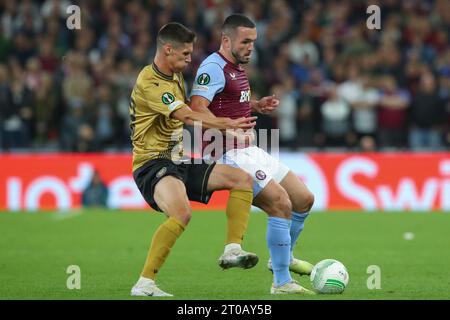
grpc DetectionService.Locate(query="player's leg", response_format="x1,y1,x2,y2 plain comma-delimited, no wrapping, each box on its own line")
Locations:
253,180,313,295
280,171,314,251
221,147,313,293
279,170,315,275
254,146,314,276
222,147,294,286
253,179,292,285
206,164,258,269
132,175,191,297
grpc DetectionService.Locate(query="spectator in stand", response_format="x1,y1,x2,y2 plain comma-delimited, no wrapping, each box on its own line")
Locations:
24,56,43,92
9,32,35,67
62,51,93,111
409,71,446,150
0,64,13,149
113,59,138,145
37,36,59,73
76,123,97,153
7,64,34,149
299,68,331,147
40,0,72,20
272,76,299,148
0,0,449,152
82,170,109,208
377,75,411,149
288,30,319,67
60,101,90,151
338,66,380,148
94,84,117,149
34,72,58,145
319,85,352,147
374,44,405,87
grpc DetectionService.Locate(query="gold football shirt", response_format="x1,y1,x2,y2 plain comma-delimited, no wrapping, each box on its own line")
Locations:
130,63,188,172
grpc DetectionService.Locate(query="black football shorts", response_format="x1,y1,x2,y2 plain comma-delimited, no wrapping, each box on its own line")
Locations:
133,158,216,212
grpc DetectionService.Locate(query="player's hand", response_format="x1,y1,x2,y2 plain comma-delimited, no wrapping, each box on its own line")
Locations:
257,94,280,114
227,116,257,130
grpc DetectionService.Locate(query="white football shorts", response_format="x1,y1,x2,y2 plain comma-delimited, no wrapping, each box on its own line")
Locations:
218,146,290,197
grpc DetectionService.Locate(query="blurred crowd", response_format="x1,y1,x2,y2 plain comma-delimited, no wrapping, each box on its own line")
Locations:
0,0,449,153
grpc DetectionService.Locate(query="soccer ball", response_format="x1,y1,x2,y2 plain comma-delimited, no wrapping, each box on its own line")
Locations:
310,259,349,294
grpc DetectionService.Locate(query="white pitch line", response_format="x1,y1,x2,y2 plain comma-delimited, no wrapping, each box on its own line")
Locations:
52,210,84,221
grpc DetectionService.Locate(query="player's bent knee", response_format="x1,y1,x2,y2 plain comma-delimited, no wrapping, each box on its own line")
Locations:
164,203,192,225
267,194,292,219
174,206,192,225
305,192,315,211
294,192,314,213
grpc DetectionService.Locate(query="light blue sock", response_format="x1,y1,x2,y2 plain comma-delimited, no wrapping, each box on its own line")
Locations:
290,212,309,261
267,217,292,287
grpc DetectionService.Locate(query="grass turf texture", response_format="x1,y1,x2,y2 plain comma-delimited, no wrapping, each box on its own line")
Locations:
0,210,449,300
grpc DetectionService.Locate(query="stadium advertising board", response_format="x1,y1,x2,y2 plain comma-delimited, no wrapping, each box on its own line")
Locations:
0,153,448,212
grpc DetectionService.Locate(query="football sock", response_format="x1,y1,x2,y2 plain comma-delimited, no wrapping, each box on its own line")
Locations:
267,216,292,286
225,189,253,245
290,212,309,261
141,217,185,280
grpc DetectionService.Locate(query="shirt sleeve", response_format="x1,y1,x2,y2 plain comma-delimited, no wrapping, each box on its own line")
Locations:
190,62,226,102
143,82,187,118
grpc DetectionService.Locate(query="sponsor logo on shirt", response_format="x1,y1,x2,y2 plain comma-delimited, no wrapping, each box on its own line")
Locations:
239,90,251,102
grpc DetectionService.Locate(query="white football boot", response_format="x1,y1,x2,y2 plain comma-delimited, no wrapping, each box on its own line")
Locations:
218,245,259,270
130,277,173,297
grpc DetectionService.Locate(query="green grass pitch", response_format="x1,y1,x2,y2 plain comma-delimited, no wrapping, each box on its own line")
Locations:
0,209,449,300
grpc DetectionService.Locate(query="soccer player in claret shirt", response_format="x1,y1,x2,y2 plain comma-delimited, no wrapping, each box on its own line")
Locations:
129,22,259,297
190,14,315,295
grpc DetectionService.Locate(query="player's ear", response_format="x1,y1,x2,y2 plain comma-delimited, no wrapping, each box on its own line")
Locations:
222,35,231,48
163,43,172,56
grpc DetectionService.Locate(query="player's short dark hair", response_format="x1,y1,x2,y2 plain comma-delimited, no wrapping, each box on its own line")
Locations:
157,22,196,49
221,14,256,36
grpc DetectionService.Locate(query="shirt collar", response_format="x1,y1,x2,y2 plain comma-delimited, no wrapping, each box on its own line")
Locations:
152,62,174,81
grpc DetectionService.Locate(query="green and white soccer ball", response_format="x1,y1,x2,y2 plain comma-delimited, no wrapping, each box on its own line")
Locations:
310,259,349,294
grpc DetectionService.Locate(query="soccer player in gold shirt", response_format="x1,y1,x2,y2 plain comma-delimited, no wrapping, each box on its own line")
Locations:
130,22,259,297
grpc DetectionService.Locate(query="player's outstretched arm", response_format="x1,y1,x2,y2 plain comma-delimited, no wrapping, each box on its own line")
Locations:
190,95,216,117
190,95,255,144
171,106,257,130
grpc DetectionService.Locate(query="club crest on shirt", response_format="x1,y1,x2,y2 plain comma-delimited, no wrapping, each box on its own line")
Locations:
197,73,210,85
255,170,266,180
229,72,236,80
